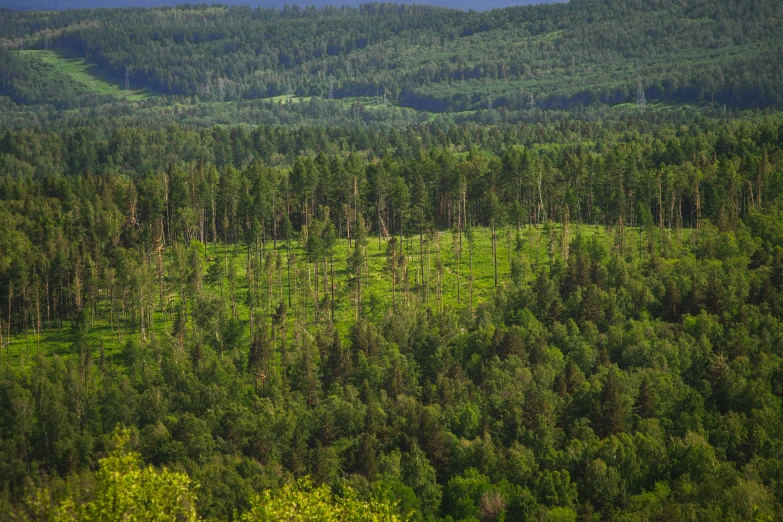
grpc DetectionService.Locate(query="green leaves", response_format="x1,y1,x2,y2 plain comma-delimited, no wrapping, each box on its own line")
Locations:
21,428,199,522
240,477,401,522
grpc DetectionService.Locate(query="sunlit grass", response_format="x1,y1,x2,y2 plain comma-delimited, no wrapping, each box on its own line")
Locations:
0,224,687,368
29,50,152,101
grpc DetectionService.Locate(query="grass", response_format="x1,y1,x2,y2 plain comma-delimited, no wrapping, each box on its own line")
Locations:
268,94,312,104
266,94,400,111
29,50,152,101
0,224,685,368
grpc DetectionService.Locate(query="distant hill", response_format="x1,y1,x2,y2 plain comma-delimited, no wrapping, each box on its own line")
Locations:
1,0,781,115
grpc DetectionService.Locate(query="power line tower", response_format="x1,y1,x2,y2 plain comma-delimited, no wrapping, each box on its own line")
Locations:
636,76,646,110
383,88,388,107
328,75,334,99
529,93,535,110
44,30,49,51
218,77,225,102
125,65,131,92
487,89,493,110
18,37,24,59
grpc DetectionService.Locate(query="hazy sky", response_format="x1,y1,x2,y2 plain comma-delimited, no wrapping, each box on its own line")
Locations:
2,0,565,11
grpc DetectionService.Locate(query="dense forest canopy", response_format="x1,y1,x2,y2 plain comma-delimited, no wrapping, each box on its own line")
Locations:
2,113,783,520
4,0,783,520
1,0,782,127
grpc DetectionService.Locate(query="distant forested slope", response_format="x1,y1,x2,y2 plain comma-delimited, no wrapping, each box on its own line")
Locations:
1,0,782,116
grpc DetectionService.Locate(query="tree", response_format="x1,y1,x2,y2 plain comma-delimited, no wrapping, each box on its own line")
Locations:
635,376,655,419
349,215,368,320
240,477,400,522
18,428,198,522
487,191,501,289
322,218,337,320
599,370,626,437
465,224,476,313
305,219,324,323
386,236,401,313
402,444,442,520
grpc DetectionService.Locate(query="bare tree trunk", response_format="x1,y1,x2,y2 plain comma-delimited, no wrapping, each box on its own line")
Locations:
420,229,425,305
7,282,13,351
35,281,41,354
330,251,335,321
392,252,396,313
314,261,319,324
23,284,28,358
436,236,442,314
658,171,664,256
457,199,462,305
469,242,474,314
492,220,498,289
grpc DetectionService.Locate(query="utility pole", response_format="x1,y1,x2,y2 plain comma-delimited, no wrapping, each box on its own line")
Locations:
44,30,49,51
125,65,131,92
636,76,646,110
328,75,334,99
383,88,388,107
18,37,24,59
487,89,493,110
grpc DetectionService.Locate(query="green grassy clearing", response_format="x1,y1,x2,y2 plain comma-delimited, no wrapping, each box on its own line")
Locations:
268,94,312,104
0,224,687,368
29,50,151,101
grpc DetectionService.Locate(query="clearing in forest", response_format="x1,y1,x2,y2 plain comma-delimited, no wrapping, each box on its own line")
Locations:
29,50,152,101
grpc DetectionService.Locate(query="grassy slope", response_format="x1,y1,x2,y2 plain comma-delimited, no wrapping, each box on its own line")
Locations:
1,224,678,368
29,50,151,101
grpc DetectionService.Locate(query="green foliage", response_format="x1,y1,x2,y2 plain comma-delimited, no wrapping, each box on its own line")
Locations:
16,429,199,522
3,0,783,127
239,477,401,522
2,64,783,521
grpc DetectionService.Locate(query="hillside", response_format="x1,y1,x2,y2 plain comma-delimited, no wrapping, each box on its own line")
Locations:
1,0,782,127
5,1,783,520
3,113,783,519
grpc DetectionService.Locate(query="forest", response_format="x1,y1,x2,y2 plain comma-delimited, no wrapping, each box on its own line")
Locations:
1,112,783,520
2,0,783,126
3,0,783,520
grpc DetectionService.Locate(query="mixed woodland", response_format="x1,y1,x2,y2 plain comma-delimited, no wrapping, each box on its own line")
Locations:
1,0,783,123
1,115,783,520
3,0,783,520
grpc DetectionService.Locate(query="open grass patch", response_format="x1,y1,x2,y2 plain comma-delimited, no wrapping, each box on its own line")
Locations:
29,50,152,101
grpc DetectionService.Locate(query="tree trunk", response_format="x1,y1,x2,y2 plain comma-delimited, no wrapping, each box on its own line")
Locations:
492,220,498,289
330,251,335,321
469,243,474,314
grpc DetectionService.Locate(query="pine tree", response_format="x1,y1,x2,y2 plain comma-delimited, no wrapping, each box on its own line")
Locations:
386,236,400,312
600,370,625,437
636,376,656,419
565,359,584,394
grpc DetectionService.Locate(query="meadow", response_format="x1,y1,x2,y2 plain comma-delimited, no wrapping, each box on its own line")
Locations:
1,223,673,368
29,50,151,101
